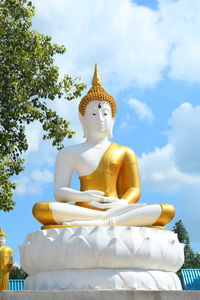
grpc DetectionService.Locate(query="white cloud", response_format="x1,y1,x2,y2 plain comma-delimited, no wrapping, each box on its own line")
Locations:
48,99,85,145
30,0,200,89
139,143,200,193
158,0,200,83
25,121,42,154
15,169,54,195
14,96,85,198
24,100,85,155
32,0,168,89
128,98,154,123
31,169,53,184
139,103,200,241
13,262,21,268
167,103,200,175
119,113,134,130
139,103,200,191
119,120,129,129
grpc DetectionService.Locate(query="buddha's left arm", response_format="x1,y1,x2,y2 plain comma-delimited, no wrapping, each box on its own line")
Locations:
117,148,140,204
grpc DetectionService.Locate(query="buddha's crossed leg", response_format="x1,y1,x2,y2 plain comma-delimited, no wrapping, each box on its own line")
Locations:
33,202,175,227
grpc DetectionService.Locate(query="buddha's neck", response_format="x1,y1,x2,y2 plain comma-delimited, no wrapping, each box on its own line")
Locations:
86,136,110,148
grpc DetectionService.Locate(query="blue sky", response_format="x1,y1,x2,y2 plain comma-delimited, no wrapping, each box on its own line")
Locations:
1,0,200,264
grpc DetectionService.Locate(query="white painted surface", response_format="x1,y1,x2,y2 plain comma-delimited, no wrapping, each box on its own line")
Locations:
24,268,182,290
20,226,184,275
50,202,162,225
0,236,6,248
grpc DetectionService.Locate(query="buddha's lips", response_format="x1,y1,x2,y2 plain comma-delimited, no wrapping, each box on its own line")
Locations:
97,125,107,131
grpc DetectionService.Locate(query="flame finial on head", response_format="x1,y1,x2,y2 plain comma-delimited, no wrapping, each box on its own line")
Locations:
0,227,6,237
92,63,102,87
79,64,117,117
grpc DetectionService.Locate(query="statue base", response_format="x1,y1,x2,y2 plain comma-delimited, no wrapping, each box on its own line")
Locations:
24,268,182,290
20,226,184,290
2,290,200,300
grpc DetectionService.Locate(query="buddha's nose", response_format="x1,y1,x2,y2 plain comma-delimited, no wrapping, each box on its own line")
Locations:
97,113,104,122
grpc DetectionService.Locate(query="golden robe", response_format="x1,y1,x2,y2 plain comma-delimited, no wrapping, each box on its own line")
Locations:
77,142,140,210
0,246,12,290
33,142,175,227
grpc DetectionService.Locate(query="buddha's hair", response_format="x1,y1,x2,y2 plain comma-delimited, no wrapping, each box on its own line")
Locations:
79,85,117,118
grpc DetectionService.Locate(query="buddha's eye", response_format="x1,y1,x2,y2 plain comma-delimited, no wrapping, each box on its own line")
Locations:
93,113,96,116
104,113,107,116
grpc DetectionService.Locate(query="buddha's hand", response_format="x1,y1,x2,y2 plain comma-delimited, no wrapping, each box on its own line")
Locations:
89,197,128,209
81,190,105,202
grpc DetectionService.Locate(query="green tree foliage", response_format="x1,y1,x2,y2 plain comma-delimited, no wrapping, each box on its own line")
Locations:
9,266,28,279
173,220,200,269
0,0,86,211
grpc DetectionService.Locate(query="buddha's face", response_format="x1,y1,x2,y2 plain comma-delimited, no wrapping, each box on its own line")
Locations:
82,100,114,139
0,236,5,247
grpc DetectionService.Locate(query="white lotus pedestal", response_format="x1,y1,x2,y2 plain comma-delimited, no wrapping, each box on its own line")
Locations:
20,226,184,290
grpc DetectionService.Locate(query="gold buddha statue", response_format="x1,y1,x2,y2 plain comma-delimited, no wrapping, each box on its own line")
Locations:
0,228,13,291
33,64,175,229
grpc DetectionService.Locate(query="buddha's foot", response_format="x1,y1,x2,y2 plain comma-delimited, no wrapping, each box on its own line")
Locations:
106,203,148,217
62,221,79,226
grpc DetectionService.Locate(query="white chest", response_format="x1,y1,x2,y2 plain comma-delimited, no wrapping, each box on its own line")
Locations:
73,144,111,177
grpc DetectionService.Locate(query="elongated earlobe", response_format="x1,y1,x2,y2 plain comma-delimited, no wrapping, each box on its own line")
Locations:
108,118,115,138
79,113,88,139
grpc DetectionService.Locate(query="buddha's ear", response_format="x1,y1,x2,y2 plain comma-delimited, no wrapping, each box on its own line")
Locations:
108,117,115,138
79,113,88,139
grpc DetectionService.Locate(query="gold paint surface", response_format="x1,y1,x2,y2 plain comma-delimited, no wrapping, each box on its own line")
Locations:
32,202,56,225
92,63,102,86
77,143,141,210
41,224,74,230
41,224,166,230
142,225,166,230
0,228,6,238
0,246,12,290
153,204,175,226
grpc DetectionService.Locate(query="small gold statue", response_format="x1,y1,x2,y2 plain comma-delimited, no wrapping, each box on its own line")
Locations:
0,228,13,291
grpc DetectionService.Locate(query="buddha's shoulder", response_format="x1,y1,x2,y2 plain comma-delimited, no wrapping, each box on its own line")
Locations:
56,143,86,158
115,143,137,159
0,246,12,253
116,143,136,154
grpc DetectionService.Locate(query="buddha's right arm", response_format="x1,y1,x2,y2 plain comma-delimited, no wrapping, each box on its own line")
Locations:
54,187,85,202
54,149,104,203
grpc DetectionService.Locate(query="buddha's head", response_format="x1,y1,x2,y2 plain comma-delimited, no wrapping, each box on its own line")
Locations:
0,228,6,247
79,64,116,140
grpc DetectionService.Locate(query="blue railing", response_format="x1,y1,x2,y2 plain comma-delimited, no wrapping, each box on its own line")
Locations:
181,269,200,290
9,279,24,290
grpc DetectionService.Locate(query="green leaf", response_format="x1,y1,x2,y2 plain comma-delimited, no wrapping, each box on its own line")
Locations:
0,0,86,212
